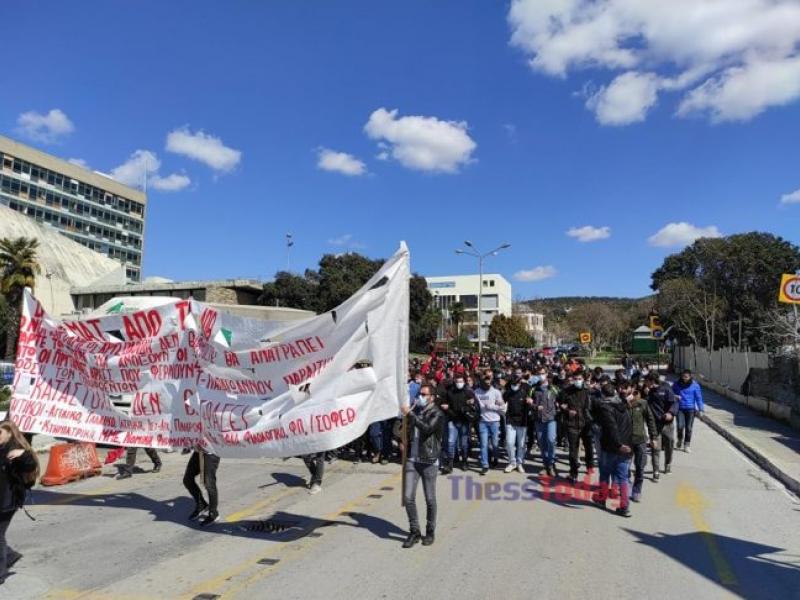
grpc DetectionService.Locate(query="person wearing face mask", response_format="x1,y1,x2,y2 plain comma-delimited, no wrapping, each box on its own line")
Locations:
533,375,559,477
627,389,657,503
439,374,478,473
558,372,594,483
673,369,704,453
0,420,40,583
647,373,679,478
400,384,444,548
525,373,541,456
592,383,634,517
475,370,505,476
503,373,531,473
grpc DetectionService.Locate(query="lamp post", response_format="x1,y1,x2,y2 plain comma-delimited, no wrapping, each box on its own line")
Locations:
455,241,511,354
285,233,294,272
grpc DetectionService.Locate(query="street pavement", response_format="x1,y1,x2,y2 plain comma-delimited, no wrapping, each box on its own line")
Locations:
6,410,800,600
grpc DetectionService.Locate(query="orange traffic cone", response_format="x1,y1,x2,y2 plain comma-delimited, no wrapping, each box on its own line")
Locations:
40,442,103,486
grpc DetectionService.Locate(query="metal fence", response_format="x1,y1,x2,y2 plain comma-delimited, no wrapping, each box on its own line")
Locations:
673,345,769,392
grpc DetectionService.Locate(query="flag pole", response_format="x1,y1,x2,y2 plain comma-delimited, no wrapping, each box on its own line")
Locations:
400,409,407,507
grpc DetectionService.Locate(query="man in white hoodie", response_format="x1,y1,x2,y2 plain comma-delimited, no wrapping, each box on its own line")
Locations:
475,370,506,476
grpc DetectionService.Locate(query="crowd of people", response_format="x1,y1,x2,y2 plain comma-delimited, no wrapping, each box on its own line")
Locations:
395,349,705,548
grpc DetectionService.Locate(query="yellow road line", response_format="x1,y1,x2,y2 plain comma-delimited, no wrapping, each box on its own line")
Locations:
675,482,738,587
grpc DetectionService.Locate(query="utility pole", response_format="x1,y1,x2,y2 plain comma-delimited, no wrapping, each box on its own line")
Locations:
285,233,294,272
456,241,511,354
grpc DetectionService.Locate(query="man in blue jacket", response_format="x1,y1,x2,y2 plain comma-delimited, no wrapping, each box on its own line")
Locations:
672,370,704,453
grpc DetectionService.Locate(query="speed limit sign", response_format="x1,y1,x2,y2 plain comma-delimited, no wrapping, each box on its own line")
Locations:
778,274,800,304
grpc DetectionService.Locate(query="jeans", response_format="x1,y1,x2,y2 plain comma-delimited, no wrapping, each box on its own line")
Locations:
677,409,696,445
505,424,527,467
652,421,674,472
447,421,471,462
124,447,161,473
632,442,648,495
403,460,438,534
597,451,631,509
0,511,13,579
183,451,220,513
479,421,501,468
303,452,325,486
368,419,393,457
536,420,556,467
566,425,595,477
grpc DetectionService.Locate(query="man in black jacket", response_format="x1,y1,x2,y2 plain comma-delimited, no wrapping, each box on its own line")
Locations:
592,384,634,517
503,374,531,473
439,374,478,473
400,384,444,548
647,374,679,479
559,372,595,482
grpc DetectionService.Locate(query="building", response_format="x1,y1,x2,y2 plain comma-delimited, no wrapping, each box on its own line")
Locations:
425,274,512,343
0,203,125,317
0,135,146,281
513,305,560,347
632,325,658,354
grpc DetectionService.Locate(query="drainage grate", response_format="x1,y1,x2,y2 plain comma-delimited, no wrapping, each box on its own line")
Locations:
193,594,220,600
246,519,300,533
257,558,280,566
380,486,394,491
367,494,383,499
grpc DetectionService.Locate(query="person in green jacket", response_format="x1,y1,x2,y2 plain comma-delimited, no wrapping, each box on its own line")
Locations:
626,388,657,503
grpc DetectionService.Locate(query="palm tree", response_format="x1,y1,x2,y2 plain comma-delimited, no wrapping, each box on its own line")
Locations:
450,301,465,338
0,237,42,360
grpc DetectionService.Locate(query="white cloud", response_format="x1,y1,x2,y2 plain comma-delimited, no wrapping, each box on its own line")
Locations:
109,150,189,193
317,148,367,176
780,189,800,205
150,173,191,191
16,108,75,143
508,0,800,124
566,225,611,242
514,266,558,282
328,234,365,249
68,158,90,169
364,108,477,173
586,71,661,125
165,127,241,172
648,222,722,247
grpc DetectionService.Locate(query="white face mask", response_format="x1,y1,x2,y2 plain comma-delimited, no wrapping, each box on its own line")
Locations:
511,384,520,391
455,382,465,390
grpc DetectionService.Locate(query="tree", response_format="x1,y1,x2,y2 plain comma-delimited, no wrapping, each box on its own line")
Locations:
652,233,800,349
656,278,726,348
449,301,465,338
0,237,41,359
488,314,534,348
258,270,318,309
565,302,622,354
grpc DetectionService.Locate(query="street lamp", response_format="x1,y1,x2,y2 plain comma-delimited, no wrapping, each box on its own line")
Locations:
455,241,511,354
285,233,294,272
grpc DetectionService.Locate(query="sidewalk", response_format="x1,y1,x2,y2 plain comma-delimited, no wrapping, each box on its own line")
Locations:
698,381,800,496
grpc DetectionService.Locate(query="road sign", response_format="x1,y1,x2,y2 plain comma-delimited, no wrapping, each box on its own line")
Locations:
778,274,800,304
579,332,592,344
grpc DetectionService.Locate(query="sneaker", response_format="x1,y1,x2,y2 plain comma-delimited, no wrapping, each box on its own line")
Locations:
685,445,691,453
152,463,162,473
615,506,632,518
676,441,683,450
653,473,660,483
665,464,672,474
402,531,421,548
517,464,525,474
479,467,488,476
200,511,219,526
309,483,322,495
189,502,209,520
116,471,132,480
371,454,380,464
380,457,389,465
631,492,641,503
504,464,516,473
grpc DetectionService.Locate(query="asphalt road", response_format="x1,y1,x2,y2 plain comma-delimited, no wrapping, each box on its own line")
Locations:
6,417,800,600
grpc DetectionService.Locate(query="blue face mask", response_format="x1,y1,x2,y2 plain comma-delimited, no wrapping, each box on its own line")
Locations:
530,376,541,385
417,395,429,407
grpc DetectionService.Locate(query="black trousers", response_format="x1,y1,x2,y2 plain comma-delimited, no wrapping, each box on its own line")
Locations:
183,451,220,512
303,453,325,486
566,425,595,476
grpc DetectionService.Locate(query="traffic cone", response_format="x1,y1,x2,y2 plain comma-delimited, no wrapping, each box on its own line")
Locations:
40,442,103,486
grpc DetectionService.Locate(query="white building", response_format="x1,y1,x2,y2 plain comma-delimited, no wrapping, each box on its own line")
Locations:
513,306,559,346
425,274,512,343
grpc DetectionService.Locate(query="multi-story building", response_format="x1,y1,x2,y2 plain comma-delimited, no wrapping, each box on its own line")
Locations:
425,274,512,343
513,305,560,346
0,135,146,281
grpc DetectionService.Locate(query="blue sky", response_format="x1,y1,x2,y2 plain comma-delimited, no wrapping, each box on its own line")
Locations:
2,0,799,299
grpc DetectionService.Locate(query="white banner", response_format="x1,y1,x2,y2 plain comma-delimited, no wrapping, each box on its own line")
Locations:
10,244,410,458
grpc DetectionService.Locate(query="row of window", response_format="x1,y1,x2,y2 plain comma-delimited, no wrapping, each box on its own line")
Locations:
5,199,143,256
0,173,144,235
73,288,206,310
0,152,144,216
63,232,141,266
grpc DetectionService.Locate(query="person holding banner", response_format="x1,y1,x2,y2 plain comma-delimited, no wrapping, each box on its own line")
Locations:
399,384,444,549
183,446,221,526
0,421,40,584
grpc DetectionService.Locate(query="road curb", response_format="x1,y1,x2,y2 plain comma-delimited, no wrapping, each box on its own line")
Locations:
699,412,800,497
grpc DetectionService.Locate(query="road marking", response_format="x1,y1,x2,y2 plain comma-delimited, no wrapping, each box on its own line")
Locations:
675,482,738,588
186,472,402,599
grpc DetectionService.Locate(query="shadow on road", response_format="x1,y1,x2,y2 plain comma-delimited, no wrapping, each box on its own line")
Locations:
259,472,308,489
624,528,800,600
